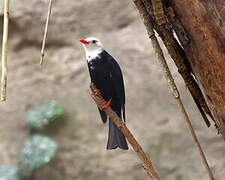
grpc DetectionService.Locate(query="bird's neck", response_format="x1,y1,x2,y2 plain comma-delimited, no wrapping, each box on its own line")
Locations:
85,48,103,62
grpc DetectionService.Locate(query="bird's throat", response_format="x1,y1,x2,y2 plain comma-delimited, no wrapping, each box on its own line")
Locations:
86,48,103,62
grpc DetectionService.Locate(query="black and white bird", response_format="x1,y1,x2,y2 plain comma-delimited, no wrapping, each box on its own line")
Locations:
80,37,128,150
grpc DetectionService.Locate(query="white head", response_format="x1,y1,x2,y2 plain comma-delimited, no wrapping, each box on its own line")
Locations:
79,37,104,62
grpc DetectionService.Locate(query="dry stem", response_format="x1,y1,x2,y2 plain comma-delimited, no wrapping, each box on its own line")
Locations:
1,0,9,101
40,0,54,65
90,84,160,180
133,0,215,179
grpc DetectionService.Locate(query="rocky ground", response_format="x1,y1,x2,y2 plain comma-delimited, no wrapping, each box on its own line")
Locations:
0,0,224,179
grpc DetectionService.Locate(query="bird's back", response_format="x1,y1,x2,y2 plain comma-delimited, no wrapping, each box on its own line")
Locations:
88,50,125,107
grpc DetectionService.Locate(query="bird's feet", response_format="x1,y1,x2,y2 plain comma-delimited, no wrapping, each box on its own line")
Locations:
102,99,112,110
94,89,101,96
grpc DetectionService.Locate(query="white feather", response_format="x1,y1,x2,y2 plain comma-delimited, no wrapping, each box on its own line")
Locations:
81,37,104,62
85,48,103,62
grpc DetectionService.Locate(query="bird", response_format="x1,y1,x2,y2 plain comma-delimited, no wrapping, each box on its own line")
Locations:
80,37,128,150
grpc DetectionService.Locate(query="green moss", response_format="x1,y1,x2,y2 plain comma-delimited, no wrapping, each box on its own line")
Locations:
0,166,26,180
25,101,64,130
19,135,57,171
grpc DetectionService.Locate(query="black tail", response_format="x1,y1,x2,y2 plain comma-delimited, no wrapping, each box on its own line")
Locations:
107,119,128,150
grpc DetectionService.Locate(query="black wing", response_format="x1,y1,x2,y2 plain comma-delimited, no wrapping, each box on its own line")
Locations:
98,107,107,123
101,50,126,121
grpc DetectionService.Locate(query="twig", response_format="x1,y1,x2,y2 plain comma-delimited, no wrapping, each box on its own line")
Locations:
90,84,160,180
40,0,54,65
133,0,215,180
1,0,9,101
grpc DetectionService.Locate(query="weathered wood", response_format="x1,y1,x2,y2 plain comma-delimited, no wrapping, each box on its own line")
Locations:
133,1,215,178
142,0,213,127
167,0,225,135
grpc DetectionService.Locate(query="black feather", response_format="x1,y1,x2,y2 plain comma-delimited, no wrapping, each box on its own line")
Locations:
87,50,128,150
98,107,107,123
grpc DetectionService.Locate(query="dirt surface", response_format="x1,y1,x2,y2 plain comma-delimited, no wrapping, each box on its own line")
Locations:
0,0,224,179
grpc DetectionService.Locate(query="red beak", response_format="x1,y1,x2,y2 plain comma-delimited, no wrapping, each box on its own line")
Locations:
79,39,90,44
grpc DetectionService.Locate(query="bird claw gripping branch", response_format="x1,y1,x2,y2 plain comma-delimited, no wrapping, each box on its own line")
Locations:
90,84,112,110
94,89,101,96
102,99,112,110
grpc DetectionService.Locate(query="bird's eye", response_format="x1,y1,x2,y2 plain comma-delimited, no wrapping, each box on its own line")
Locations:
93,40,96,43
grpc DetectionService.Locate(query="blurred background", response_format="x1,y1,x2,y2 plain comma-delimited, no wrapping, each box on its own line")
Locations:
0,0,224,179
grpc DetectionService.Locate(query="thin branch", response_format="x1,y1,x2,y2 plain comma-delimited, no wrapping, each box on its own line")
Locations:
1,0,9,101
133,0,215,180
40,0,54,65
90,84,160,180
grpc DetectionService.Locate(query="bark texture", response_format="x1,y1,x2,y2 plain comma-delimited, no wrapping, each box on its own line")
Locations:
167,0,225,135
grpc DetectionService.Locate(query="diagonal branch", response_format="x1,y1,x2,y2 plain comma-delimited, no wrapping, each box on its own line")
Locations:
40,0,55,65
1,0,9,101
90,84,160,180
132,0,215,180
